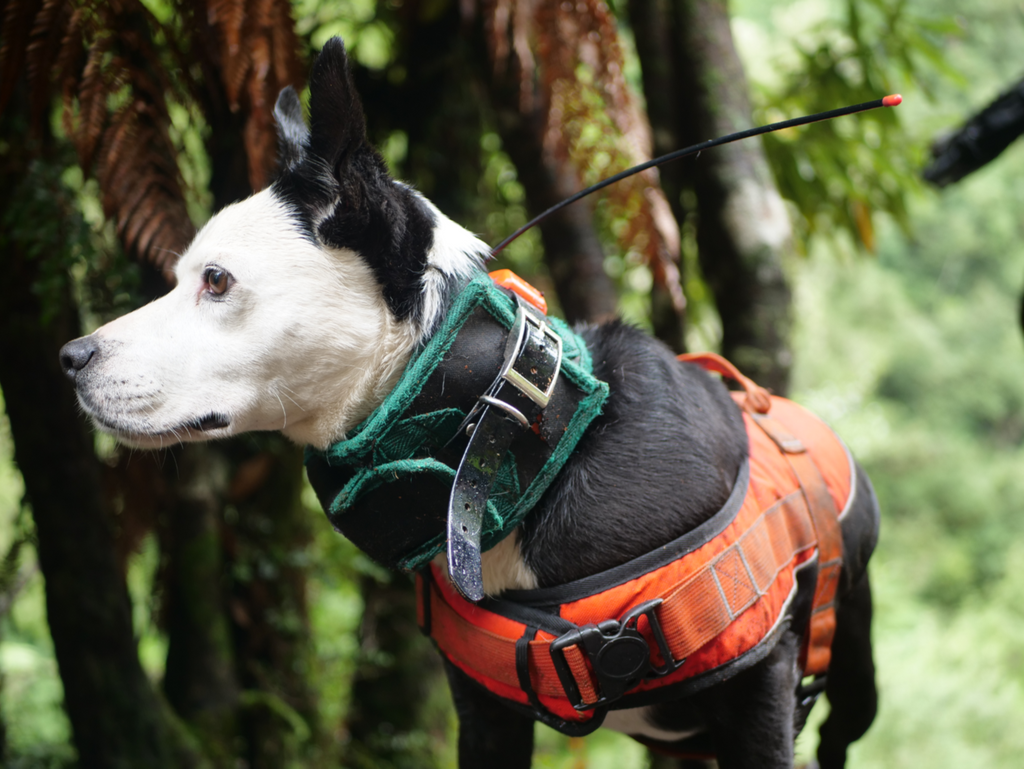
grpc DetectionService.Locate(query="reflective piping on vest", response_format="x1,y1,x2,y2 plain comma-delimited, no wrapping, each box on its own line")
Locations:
710,562,737,622
838,438,858,521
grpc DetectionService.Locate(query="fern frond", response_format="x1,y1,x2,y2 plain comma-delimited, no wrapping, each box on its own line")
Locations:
6,0,195,273
0,0,44,114
479,0,683,308
54,7,85,109
203,0,303,190
73,31,116,168
25,0,70,129
97,99,192,279
3,0,303,275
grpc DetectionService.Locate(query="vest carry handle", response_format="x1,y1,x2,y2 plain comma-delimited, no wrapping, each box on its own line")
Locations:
678,352,772,415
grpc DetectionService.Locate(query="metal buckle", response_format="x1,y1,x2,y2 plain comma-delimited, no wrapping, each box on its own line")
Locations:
549,599,684,711
499,302,563,408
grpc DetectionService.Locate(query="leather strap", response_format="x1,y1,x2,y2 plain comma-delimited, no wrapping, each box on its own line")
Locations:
448,300,563,600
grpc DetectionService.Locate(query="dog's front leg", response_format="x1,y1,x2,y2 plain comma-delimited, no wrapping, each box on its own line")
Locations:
693,629,802,769
444,661,535,768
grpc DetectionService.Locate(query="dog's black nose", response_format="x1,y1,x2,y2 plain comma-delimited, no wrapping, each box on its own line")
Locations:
59,337,98,380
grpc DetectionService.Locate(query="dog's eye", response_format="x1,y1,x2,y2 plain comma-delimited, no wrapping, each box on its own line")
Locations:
204,267,232,296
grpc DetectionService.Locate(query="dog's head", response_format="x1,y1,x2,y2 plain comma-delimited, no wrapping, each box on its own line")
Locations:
60,38,487,449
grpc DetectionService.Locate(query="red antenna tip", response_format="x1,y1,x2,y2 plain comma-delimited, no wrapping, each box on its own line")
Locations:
882,94,903,107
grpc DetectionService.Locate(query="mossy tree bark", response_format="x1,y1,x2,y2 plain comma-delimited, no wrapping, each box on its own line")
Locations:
630,0,794,393
468,9,618,324
160,443,240,767
0,96,206,769
221,437,319,768
342,573,444,769
356,0,486,224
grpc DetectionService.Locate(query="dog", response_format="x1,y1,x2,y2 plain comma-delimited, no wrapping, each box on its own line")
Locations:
59,38,879,769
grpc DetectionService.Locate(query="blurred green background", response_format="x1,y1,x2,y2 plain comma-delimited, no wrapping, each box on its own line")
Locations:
4,0,1024,766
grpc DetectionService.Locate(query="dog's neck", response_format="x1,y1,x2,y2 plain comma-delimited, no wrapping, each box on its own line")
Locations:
279,305,421,449
286,197,488,450
301,272,609,597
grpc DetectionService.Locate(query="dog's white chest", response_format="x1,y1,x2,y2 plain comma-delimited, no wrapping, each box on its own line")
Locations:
601,706,704,742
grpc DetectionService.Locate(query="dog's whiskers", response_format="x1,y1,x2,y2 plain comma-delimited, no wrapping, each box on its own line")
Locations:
273,389,288,429
279,384,306,412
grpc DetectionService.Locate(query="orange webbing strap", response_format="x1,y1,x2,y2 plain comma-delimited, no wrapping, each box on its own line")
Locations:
423,488,818,708
682,352,844,675
655,490,815,660
752,414,843,675
678,352,772,415
562,645,599,706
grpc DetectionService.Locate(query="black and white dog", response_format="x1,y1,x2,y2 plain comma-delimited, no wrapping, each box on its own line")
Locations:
59,39,878,769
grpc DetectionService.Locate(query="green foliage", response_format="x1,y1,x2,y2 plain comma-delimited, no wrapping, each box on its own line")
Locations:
0,396,24,558
790,129,1024,765
531,727,645,768
0,399,75,767
736,0,961,251
302,483,369,735
60,165,145,329
239,690,313,744
294,0,395,63
0,150,91,327
166,101,215,228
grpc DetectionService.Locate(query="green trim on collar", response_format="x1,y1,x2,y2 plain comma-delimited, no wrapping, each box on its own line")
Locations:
305,273,609,571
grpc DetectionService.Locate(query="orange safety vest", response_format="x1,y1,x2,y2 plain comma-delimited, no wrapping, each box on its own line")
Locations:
417,353,852,731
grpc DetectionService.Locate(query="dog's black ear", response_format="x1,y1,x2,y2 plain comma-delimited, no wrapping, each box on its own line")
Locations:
274,86,309,171
308,37,368,173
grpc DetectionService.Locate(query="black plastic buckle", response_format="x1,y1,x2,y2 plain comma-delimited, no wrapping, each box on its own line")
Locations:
797,675,828,709
549,598,684,711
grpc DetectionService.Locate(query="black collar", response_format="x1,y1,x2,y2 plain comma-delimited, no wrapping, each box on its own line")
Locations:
305,274,609,597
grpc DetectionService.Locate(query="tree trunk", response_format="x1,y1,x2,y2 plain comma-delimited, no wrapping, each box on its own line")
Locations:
673,0,793,393
629,0,690,351
0,104,205,769
160,444,240,767
159,438,315,769
470,7,617,324
635,0,794,392
343,573,444,769
222,437,319,768
357,0,486,223
493,113,617,324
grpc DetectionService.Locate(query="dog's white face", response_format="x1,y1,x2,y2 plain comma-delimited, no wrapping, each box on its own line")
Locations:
71,190,420,449
62,39,487,450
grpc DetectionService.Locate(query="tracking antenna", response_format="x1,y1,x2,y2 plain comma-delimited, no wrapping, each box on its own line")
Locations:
490,94,903,257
